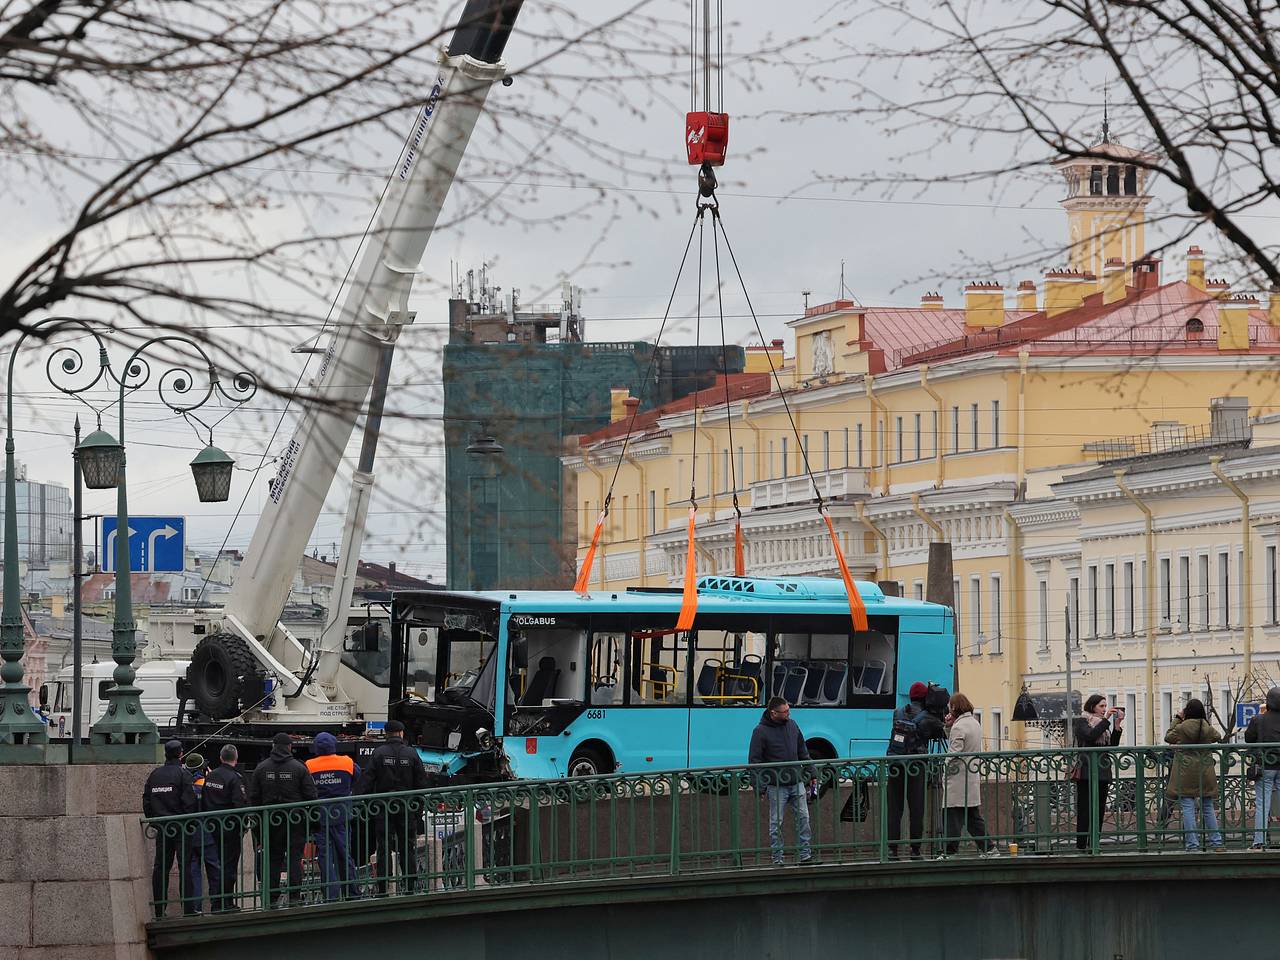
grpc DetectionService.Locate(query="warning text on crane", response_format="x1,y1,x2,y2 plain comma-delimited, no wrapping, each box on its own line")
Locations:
398,74,446,182
269,438,301,504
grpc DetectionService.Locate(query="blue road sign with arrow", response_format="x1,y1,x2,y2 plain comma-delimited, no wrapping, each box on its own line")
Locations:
101,516,185,573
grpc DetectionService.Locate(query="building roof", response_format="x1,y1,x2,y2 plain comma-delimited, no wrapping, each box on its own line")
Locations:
862,307,1030,360
896,277,1277,368
579,373,773,447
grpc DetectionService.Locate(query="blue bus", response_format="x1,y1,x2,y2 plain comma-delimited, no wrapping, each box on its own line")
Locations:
388,576,954,782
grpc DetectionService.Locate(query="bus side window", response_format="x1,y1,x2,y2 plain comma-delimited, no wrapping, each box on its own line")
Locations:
629,628,686,705
589,632,624,706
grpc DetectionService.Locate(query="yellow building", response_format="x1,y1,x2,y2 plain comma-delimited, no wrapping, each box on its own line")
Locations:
566,143,1280,750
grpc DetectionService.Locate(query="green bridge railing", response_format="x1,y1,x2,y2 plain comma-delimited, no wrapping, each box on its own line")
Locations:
144,743,1280,919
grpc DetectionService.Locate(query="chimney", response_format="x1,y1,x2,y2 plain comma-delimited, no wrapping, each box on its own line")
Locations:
1132,256,1162,292
1209,395,1251,440
963,281,1004,329
920,291,944,310
1015,280,1037,312
1269,286,1280,327
1205,278,1231,300
51,594,65,619
609,387,630,423
1102,257,1126,305
623,396,640,419
1217,294,1256,351
388,561,397,579
1186,246,1205,291
1043,269,1092,318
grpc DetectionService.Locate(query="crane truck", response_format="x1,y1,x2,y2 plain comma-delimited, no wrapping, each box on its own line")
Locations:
158,0,524,778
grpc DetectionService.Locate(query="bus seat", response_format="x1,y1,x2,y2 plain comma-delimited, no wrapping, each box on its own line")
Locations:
771,663,789,697
520,656,560,706
800,664,826,704
696,661,722,701
734,656,763,699
781,667,807,706
819,665,847,705
859,665,884,695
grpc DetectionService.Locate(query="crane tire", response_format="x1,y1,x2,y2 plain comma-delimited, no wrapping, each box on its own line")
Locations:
187,634,260,720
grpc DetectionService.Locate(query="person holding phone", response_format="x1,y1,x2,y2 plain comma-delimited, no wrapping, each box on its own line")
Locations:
1072,694,1123,851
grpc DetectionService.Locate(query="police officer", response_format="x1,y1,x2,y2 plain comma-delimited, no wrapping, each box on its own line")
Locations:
306,732,361,901
201,744,248,912
143,740,199,918
247,732,317,907
356,720,429,895
184,752,220,912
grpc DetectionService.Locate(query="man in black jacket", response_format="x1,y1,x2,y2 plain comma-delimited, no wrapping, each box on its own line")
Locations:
357,719,429,894
748,697,813,866
1246,687,1280,849
248,733,317,907
201,744,248,912
143,740,199,917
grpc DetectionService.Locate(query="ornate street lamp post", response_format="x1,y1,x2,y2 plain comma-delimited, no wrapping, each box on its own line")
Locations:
81,335,254,760
0,320,253,762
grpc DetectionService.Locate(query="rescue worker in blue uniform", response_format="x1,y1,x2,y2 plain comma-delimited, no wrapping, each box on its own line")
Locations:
357,719,430,895
305,732,361,900
184,752,220,912
143,740,199,917
200,743,248,912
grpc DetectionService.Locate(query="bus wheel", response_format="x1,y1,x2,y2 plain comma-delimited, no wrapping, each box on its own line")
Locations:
568,745,610,778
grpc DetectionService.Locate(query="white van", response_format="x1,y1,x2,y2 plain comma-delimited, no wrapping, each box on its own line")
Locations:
42,660,190,740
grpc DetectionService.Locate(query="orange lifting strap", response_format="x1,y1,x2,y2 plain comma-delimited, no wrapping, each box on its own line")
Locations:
676,506,699,630
822,506,869,632
733,517,745,577
573,507,608,595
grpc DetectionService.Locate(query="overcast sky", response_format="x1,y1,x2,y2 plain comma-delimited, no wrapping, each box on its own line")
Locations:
2,0,1251,582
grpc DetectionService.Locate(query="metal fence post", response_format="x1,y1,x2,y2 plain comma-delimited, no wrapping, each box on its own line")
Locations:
669,771,681,875
1136,753,1148,852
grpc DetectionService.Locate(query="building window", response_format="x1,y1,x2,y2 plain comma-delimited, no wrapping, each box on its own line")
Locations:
951,406,960,454
1123,561,1135,634
856,424,864,468
1087,565,1098,639
621,495,629,539
1238,549,1246,629
914,413,922,461
992,400,1000,447
1038,580,1049,651
895,417,904,463
1198,553,1210,628
970,403,979,450
1161,691,1174,730
1069,575,1080,646
1217,551,1230,627
913,580,924,601
1089,164,1103,195
970,576,982,652
990,574,1002,654
648,490,656,534
822,431,830,471
1160,558,1172,624
802,435,809,471
992,708,1003,750
953,576,961,638
768,442,775,480
931,411,939,457
1176,555,1190,630
843,427,850,468
721,450,729,493
183,586,201,602
1268,545,1278,624
781,437,789,478
1104,563,1115,636
737,446,746,487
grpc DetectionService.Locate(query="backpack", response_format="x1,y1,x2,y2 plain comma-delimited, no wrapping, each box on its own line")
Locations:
887,704,925,756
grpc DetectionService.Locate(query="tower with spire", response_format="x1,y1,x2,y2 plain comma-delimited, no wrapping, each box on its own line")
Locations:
1051,97,1155,281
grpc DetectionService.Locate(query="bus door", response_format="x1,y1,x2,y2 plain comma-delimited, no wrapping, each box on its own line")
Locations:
687,614,768,769
616,618,690,772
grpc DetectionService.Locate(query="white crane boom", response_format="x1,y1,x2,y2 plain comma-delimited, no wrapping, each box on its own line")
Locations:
197,2,523,722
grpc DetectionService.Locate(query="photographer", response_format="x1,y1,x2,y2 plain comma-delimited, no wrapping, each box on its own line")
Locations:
1072,694,1123,852
882,681,947,860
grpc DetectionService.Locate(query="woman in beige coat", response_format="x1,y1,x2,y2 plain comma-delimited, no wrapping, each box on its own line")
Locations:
940,692,997,858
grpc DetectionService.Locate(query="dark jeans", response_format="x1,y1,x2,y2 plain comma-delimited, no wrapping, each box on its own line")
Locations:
152,835,194,917
186,835,220,912
944,805,990,854
265,823,306,906
886,763,927,856
372,814,416,895
1076,777,1110,850
215,827,243,911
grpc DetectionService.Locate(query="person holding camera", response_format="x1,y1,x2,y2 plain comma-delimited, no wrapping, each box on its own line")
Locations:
1245,687,1280,849
1165,698,1224,852
939,692,996,858
1072,694,1124,851
884,681,947,860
